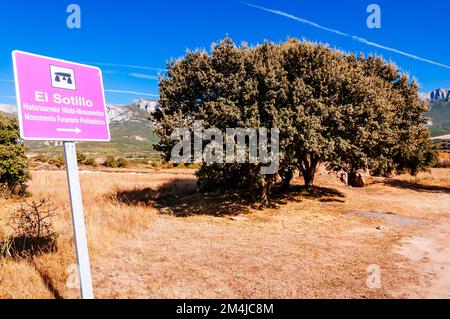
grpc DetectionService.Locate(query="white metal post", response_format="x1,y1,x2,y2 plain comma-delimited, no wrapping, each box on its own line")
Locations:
63,141,94,299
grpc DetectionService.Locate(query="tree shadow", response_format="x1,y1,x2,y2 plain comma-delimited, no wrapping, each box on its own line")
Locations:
383,179,450,194
30,259,63,299
156,190,253,217
1,235,57,259
113,180,345,216
271,185,345,205
1,236,62,299
113,178,254,217
113,188,159,206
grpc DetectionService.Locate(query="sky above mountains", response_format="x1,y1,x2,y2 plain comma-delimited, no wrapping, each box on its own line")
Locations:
1,0,449,105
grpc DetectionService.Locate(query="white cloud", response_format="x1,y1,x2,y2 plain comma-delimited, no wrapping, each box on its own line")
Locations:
242,2,450,70
129,73,160,80
105,89,159,97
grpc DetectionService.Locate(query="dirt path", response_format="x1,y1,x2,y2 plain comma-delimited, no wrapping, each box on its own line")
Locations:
65,170,450,299
393,220,450,298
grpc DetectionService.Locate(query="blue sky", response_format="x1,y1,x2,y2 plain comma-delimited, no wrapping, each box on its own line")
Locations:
1,0,449,105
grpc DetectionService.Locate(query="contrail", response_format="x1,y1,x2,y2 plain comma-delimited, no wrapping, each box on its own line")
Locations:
242,2,349,37
242,2,450,70
86,62,165,72
105,89,159,97
129,73,160,80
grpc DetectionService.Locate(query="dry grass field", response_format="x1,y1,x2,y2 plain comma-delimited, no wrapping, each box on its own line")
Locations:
1,167,449,299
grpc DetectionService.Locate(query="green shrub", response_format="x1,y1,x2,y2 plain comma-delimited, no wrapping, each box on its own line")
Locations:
116,157,129,168
0,115,30,196
33,154,49,163
103,155,117,168
103,155,128,168
187,163,201,170
84,157,97,167
48,156,65,168
76,151,87,164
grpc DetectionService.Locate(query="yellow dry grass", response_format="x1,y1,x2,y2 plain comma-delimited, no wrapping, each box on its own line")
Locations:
0,167,449,299
0,169,194,299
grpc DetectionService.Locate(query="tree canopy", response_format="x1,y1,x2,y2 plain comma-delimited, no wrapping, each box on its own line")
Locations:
154,38,437,205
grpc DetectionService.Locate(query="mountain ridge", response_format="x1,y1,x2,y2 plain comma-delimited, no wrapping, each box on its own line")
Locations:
420,88,450,102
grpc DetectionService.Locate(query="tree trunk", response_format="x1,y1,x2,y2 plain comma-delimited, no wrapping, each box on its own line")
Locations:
260,174,276,206
280,168,293,190
303,169,315,188
300,154,318,189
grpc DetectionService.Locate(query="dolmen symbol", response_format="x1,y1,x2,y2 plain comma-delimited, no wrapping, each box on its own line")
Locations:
55,72,73,84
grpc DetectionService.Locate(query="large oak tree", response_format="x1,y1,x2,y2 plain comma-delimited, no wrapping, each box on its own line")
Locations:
154,38,437,204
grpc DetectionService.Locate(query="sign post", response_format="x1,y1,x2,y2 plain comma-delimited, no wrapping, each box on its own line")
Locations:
12,50,111,299
63,141,94,299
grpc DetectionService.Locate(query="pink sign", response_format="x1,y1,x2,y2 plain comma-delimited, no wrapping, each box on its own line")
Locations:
12,51,110,141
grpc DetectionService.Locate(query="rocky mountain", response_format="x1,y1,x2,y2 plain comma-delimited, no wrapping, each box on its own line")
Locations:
132,99,159,113
421,89,450,138
0,104,18,115
420,88,450,102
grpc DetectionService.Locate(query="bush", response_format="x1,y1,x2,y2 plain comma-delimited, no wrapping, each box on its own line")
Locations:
1,199,57,258
116,157,129,168
48,156,65,168
84,157,97,167
103,155,128,168
187,163,201,170
103,155,117,168
0,115,30,196
33,154,49,163
76,151,87,164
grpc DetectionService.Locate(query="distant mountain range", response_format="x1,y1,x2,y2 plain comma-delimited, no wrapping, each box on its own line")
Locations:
420,89,450,139
0,101,160,158
0,104,17,115
420,88,450,102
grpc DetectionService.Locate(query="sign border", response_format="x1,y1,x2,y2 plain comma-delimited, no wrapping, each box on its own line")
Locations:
12,50,111,142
